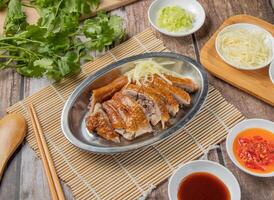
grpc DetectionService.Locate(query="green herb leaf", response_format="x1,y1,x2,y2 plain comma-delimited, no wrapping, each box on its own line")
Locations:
58,51,80,76
17,63,46,77
83,11,124,51
4,0,28,36
33,58,54,69
109,15,125,44
1,0,125,82
0,0,9,10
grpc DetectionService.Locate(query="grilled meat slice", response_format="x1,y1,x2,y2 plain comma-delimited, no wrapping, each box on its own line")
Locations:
142,83,179,116
152,76,191,106
106,99,136,140
123,84,170,127
164,74,198,93
112,92,152,139
89,76,128,112
102,101,126,131
86,103,120,143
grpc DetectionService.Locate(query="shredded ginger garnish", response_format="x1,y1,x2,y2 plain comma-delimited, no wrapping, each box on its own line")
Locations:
125,59,182,85
217,29,271,68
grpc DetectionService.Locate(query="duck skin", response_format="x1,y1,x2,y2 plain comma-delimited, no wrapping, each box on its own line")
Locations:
86,103,120,143
89,76,128,112
123,84,170,128
141,83,179,116
112,92,152,139
164,74,198,93
152,76,191,106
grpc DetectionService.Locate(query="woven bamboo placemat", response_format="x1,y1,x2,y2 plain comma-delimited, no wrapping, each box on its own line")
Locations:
7,28,245,200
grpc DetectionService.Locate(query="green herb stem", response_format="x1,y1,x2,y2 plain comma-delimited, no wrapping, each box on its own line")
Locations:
0,36,44,44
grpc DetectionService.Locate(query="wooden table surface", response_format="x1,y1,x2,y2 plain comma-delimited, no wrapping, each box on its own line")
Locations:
0,0,273,199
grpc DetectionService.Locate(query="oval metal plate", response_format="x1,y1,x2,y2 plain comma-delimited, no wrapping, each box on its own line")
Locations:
61,52,208,153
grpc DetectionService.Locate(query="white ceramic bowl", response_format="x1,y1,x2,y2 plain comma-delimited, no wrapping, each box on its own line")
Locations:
168,160,241,200
215,23,274,70
269,61,274,84
226,119,274,177
148,0,205,37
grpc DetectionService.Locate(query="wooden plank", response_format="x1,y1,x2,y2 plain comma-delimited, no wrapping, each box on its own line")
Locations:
19,145,50,200
19,144,74,200
0,69,23,200
0,1,273,200
200,15,274,106
19,145,74,200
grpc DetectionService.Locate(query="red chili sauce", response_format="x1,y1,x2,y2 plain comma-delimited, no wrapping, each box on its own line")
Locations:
233,128,274,173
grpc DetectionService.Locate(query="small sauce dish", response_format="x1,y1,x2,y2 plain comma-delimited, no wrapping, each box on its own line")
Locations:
226,119,274,177
168,160,241,200
215,23,273,70
148,0,205,37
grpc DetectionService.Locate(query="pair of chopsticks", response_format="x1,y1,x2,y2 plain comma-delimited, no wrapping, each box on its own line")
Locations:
28,104,65,200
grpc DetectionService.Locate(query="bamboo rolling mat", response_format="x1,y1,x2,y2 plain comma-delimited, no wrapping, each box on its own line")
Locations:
7,28,245,200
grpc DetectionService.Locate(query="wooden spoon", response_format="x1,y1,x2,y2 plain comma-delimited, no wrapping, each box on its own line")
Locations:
0,113,26,181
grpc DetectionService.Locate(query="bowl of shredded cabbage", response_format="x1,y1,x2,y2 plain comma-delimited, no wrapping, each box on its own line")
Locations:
215,23,273,70
148,0,205,37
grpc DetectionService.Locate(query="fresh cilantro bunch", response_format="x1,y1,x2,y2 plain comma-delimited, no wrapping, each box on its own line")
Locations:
0,0,124,81
0,0,9,10
3,0,26,35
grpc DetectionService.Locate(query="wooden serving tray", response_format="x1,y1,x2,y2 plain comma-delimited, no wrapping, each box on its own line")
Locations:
0,0,138,33
200,14,274,106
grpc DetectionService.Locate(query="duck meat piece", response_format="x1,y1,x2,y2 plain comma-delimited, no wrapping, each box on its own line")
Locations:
112,92,152,139
141,82,179,116
102,101,126,132
89,76,128,112
164,74,198,93
86,103,120,143
123,84,170,127
152,76,191,106
106,99,137,140
102,99,147,140
108,99,138,140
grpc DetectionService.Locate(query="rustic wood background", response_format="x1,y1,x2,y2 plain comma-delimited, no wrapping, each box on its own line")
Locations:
0,0,273,199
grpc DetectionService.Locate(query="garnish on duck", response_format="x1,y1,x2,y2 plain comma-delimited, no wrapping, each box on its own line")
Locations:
85,59,199,143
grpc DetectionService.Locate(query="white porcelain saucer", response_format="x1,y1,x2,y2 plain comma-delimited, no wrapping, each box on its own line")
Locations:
148,0,205,37
168,160,241,200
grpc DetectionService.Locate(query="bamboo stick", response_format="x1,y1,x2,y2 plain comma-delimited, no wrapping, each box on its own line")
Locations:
28,104,65,200
28,106,59,200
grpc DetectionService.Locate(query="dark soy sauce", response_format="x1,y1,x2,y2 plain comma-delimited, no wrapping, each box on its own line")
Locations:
177,172,230,200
